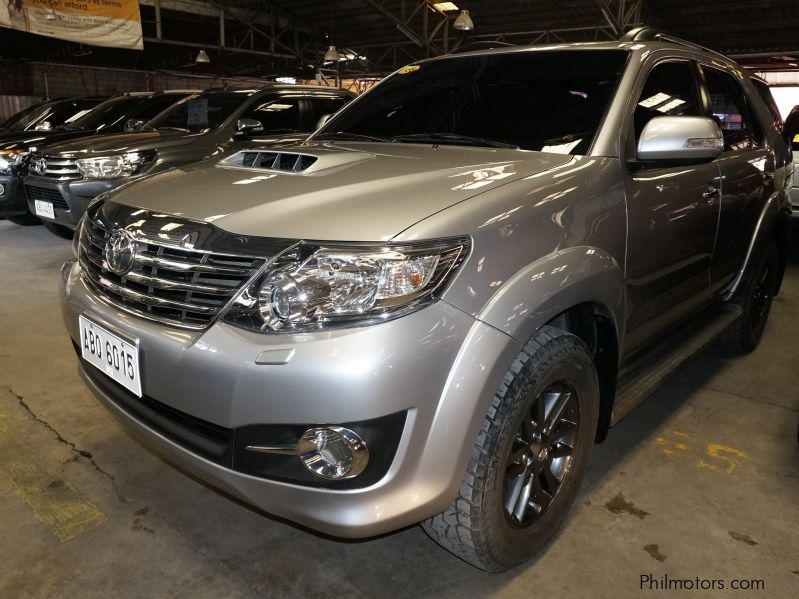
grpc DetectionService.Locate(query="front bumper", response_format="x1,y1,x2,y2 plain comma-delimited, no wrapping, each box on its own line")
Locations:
24,175,130,228
60,258,519,537
0,174,27,215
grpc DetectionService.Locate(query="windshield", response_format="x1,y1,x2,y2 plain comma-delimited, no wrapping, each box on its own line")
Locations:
317,49,629,154
144,92,247,133
66,96,145,132
0,102,50,131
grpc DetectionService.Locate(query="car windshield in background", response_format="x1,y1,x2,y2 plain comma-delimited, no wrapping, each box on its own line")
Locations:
66,96,144,132
317,49,629,154
144,92,247,133
0,102,49,131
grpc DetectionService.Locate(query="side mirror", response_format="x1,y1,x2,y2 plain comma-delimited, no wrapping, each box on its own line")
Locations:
124,118,146,133
235,118,264,135
637,116,724,162
34,120,53,131
316,114,333,130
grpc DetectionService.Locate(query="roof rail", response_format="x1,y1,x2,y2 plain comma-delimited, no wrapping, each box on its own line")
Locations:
451,41,517,54
621,26,728,60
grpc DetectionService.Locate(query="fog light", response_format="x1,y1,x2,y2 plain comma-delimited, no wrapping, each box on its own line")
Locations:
0,183,5,196
297,426,369,479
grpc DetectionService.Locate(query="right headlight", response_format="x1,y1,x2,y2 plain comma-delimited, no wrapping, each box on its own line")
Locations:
221,237,470,333
76,150,156,179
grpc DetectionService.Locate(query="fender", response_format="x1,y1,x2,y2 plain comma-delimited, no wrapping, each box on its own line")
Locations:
722,190,787,300
475,246,626,345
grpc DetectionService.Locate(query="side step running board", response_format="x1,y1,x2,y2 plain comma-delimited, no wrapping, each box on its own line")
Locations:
610,304,742,426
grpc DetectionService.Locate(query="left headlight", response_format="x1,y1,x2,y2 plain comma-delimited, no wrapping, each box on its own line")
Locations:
222,237,470,333
76,151,156,179
0,150,27,171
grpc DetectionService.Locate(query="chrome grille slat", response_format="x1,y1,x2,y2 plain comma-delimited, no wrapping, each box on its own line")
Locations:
79,214,267,329
29,153,81,180
96,276,216,313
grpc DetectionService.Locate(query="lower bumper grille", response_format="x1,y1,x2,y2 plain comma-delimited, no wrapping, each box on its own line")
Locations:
25,185,70,211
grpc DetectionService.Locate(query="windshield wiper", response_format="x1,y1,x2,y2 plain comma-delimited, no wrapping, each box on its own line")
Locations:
391,133,519,149
315,131,390,142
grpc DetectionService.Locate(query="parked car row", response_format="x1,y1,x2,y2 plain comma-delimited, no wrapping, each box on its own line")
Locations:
0,85,355,235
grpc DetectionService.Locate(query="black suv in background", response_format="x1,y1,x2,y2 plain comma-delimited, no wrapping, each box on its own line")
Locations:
0,96,108,134
1,91,195,227
25,84,355,237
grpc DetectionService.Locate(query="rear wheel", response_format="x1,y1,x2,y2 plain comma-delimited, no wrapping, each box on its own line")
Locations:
422,326,599,571
43,221,74,240
6,213,41,226
723,241,779,353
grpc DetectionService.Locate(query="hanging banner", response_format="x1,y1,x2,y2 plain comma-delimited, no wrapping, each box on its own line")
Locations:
0,1,143,50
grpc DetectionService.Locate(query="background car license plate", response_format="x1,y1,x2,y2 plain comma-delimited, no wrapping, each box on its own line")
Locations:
34,200,55,219
79,316,142,397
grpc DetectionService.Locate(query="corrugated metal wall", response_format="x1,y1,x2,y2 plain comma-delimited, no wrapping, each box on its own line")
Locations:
0,95,42,122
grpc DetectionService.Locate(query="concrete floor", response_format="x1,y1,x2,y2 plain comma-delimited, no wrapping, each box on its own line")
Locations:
1,219,798,599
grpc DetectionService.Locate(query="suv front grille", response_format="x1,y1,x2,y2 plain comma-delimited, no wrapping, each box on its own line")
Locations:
79,215,266,329
24,185,70,210
30,154,81,180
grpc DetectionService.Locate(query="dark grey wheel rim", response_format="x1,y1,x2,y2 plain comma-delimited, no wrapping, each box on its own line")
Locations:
751,262,773,331
503,382,580,528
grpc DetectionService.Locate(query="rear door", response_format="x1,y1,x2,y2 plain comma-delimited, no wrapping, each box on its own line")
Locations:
699,65,775,287
623,58,722,354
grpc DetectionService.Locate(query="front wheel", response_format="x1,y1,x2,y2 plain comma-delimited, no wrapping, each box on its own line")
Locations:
723,241,779,353
422,326,599,571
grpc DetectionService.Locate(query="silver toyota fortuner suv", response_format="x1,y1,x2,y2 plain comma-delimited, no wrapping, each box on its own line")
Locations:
59,29,792,571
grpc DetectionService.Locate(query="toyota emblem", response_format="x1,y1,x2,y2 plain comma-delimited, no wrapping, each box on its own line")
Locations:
34,157,47,175
104,230,137,276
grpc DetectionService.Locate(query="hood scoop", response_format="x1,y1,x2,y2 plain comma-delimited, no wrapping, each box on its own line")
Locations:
221,150,318,173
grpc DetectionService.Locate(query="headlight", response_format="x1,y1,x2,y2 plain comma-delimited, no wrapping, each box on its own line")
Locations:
76,151,155,179
0,150,27,171
222,238,469,332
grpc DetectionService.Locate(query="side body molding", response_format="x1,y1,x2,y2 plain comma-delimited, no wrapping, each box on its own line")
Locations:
475,246,626,345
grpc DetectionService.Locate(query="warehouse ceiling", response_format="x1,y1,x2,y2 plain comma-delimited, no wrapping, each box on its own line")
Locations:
0,0,798,80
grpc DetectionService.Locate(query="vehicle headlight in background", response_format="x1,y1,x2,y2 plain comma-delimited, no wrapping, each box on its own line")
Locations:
0,150,28,171
222,237,469,332
76,151,156,179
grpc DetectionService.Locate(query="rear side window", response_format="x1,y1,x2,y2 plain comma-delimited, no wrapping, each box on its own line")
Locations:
240,98,302,133
703,67,762,151
751,78,783,136
634,61,701,141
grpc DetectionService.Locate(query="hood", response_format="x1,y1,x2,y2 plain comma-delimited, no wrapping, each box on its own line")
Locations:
0,128,98,153
40,130,200,157
109,141,573,241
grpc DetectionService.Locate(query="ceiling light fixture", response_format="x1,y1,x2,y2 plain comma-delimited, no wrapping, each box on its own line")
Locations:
433,2,459,11
195,49,210,63
324,45,341,63
453,9,474,31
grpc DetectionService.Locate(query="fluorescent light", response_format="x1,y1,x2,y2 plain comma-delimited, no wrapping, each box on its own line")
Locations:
276,77,297,84
433,2,459,11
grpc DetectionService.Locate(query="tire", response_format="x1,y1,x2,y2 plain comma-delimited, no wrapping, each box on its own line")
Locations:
43,220,74,240
7,213,41,226
422,326,599,571
722,240,779,353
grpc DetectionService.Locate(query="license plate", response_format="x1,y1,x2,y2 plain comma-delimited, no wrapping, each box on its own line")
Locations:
79,316,142,397
34,200,55,219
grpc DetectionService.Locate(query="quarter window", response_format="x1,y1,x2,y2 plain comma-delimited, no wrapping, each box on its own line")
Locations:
634,61,701,142
703,67,761,151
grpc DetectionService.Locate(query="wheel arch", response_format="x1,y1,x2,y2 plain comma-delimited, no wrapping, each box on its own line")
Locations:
474,246,625,441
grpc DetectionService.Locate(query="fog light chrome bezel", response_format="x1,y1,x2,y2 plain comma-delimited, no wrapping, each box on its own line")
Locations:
297,426,369,480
